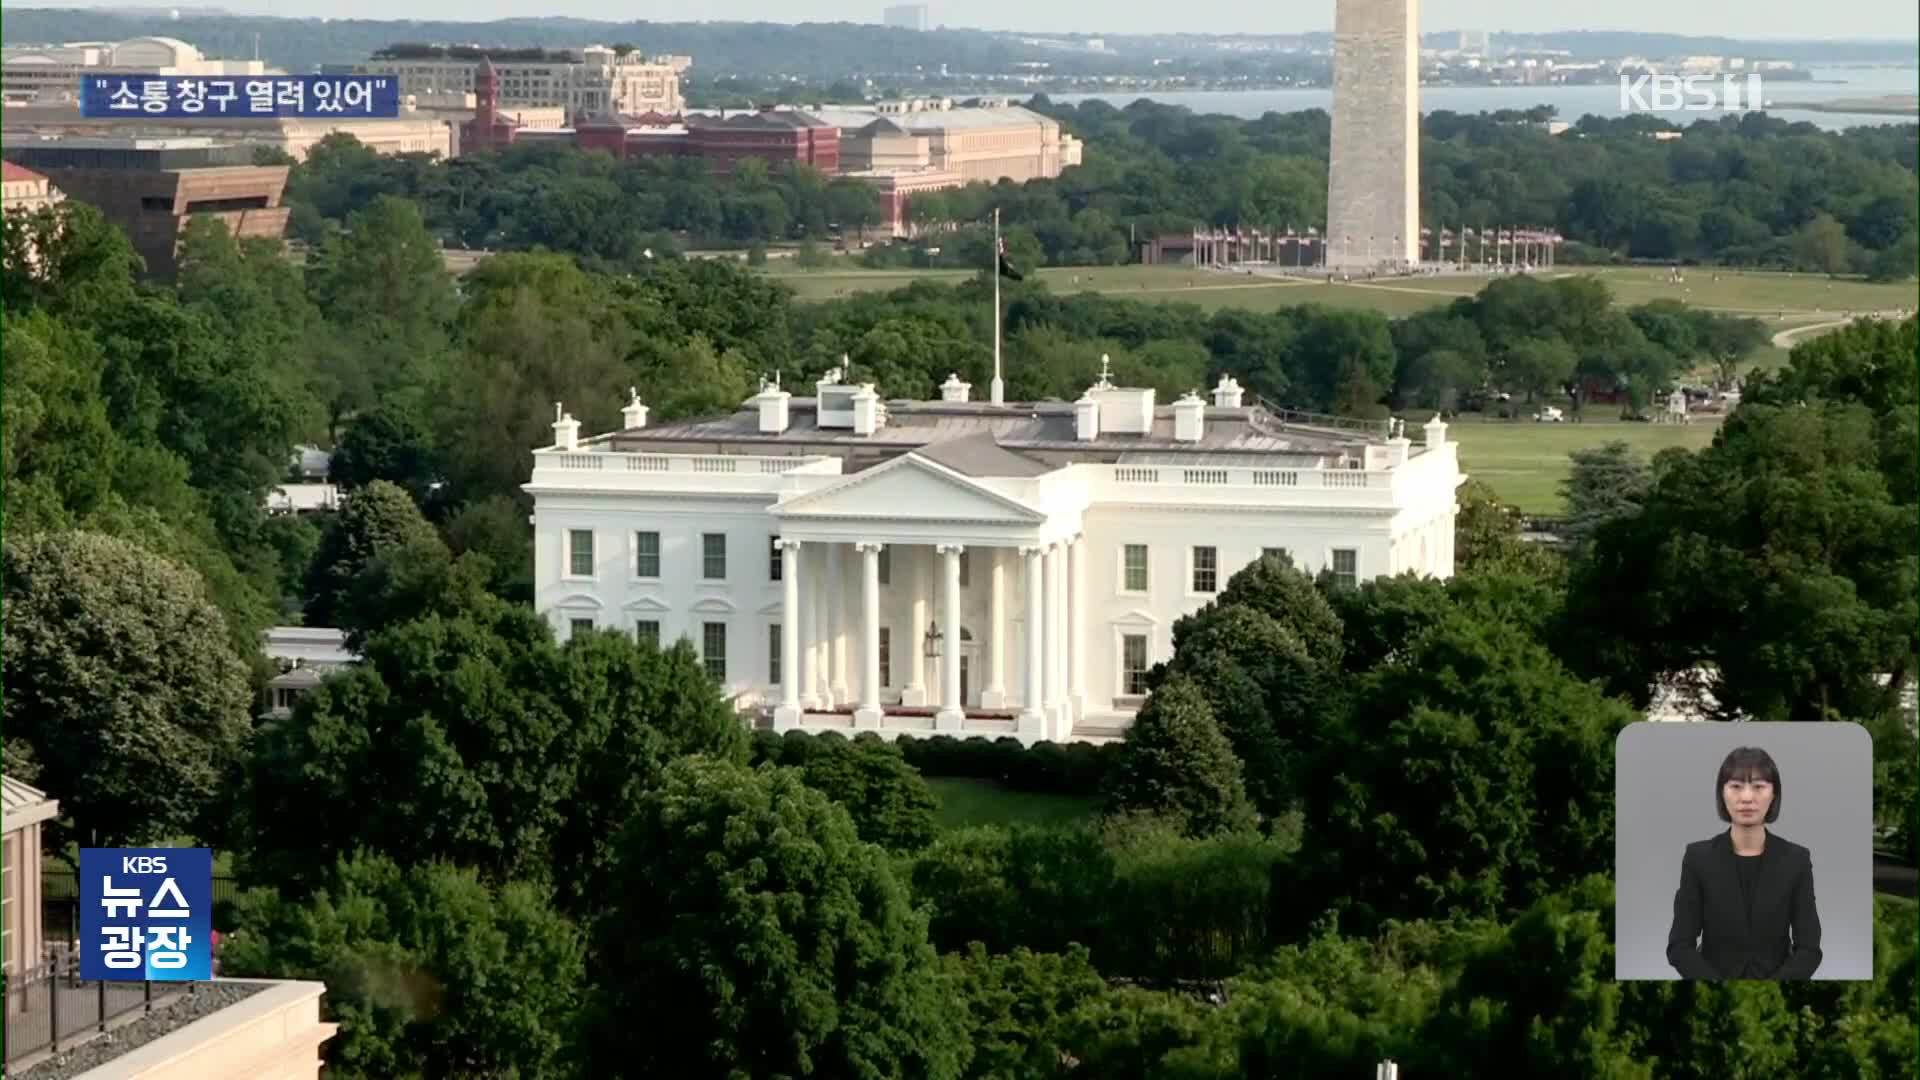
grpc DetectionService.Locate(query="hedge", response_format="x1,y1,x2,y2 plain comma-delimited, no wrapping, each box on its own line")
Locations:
747,730,1123,797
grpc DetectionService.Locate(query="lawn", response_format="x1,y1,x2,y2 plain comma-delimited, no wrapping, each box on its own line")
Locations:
925,776,1102,831
1448,417,1723,515
762,262,1916,322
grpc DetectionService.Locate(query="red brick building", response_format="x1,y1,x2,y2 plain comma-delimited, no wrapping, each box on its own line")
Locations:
460,55,521,154
685,111,839,175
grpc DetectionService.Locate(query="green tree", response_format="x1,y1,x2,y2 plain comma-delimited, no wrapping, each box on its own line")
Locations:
2,531,252,853
1562,440,1652,557
586,756,967,1079
1567,403,1916,721
1452,478,1562,580
329,400,440,501
221,855,584,1080
943,943,1108,1080
1296,612,1633,933
1792,212,1853,277
303,479,450,632
1105,676,1258,838
243,597,746,910
794,735,940,851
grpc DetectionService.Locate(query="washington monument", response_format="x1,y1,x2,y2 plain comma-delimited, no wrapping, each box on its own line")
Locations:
1326,0,1421,271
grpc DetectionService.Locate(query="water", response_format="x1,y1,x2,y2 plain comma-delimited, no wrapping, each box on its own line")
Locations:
1054,66,1919,133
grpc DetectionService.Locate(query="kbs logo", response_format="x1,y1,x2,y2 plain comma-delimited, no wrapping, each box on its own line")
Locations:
1619,74,1769,113
79,847,213,981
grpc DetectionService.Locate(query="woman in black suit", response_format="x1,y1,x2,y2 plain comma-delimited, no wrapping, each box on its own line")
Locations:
1667,746,1822,980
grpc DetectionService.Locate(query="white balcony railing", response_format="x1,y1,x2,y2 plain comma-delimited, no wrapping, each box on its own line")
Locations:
529,451,835,488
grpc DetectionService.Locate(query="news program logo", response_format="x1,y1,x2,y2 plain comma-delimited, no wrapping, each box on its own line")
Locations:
79,848,213,981
1619,73,1770,114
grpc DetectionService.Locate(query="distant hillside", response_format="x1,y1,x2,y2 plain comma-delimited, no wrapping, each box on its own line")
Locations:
4,12,1909,78
0,12,1117,77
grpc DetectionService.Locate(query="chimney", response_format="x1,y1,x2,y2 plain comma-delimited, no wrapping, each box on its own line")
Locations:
1424,413,1449,447
1075,392,1100,441
551,402,580,451
939,372,971,402
1173,391,1205,442
1211,374,1244,409
852,384,881,436
756,375,792,434
1386,433,1411,467
621,386,649,430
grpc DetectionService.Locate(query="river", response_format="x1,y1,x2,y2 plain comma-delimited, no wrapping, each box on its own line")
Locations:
1053,66,1919,132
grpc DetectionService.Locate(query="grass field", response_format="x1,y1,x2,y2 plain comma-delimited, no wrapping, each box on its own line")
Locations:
926,776,1101,831
1449,417,1723,514
763,262,1917,324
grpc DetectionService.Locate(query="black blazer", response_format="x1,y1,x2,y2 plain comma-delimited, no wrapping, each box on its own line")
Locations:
1666,830,1822,980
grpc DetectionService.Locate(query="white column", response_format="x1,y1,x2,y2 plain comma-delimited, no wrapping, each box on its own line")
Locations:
828,543,847,705
809,544,829,709
797,544,820,711
1019,545,1045,737
936,544,965,730
904,545,929,706
855,542,884,728
1043,541,1064,739
774,539,803,730
981,548,1008,709
1068,534,1086,725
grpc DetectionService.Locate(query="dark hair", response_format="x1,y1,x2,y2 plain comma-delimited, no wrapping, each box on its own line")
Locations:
1716,746,1782,824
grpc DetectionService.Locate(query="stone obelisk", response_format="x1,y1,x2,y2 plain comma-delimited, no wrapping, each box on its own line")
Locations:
1326,0,1420,272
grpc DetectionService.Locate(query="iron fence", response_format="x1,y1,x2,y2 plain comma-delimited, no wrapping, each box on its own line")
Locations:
2,954,190,1067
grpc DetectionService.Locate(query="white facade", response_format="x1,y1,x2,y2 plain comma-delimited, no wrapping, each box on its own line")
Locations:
525,371,1465,745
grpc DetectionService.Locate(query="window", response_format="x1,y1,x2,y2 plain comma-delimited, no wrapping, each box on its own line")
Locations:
769,623,782,685
1191,546,1218,593
703,533,727,580
634,531,660,578
1262,547,1288,565
702,622,727,680
635,620,660,648
2,834,14,972
878,547,891,585
878,627,892,687
959,550,971,588
570,618,594,638
568,529,595,577
769,536,783,581
1123,544,1149,592
1331,548,1359,589
1122,634,1150,696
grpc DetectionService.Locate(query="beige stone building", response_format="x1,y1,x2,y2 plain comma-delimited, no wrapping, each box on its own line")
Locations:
345,45,682,122
1,159,63,213
1,36,270,103
0,100,454,161
811,99,1084,235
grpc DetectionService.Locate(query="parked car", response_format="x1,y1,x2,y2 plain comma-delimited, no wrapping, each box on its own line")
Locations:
1534,406,1566,422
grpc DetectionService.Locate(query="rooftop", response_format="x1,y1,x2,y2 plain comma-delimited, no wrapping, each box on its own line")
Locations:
808,103,1056,133
604,397,1361,459
2,775,58,833
1,160,47,182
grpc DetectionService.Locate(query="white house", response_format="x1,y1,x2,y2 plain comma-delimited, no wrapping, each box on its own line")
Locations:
523,365,1466,745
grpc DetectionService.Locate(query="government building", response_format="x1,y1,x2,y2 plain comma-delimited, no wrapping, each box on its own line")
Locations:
524,367,1463,745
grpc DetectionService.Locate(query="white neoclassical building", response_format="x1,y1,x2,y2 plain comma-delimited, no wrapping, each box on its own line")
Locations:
524,364,1465,744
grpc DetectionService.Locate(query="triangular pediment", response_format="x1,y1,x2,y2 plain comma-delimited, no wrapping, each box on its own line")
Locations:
774,454,1044,523
622,596,672,614
1112,608,1160,627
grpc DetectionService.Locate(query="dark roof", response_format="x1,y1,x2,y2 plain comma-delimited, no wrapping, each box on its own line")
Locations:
599,398,1367,464
913,432,1053,477
690,111,832,131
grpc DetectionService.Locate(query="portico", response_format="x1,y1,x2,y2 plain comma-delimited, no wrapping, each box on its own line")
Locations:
769,451,1089,743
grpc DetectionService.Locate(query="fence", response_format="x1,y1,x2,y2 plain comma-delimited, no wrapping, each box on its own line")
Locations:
3,955,190,1067
42,870,243,944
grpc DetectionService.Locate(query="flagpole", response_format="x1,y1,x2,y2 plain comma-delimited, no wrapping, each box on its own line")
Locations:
991,206,1004,405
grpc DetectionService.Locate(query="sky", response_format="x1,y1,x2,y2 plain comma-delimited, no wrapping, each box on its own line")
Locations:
60,0,1920,39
